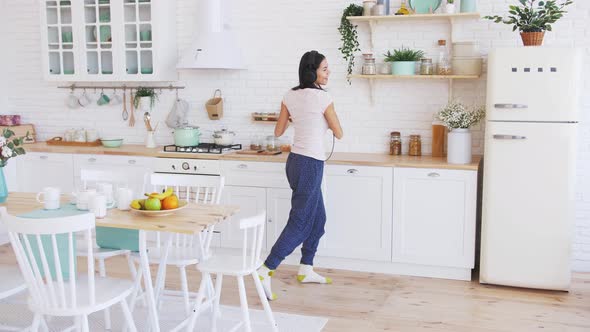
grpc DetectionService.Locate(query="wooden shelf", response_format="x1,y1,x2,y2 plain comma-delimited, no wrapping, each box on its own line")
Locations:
350,74,480,80
347,12,480,22
350,74,481,105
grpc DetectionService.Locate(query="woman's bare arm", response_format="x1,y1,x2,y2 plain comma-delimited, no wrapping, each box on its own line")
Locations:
274,102,290,137
324,103,343,139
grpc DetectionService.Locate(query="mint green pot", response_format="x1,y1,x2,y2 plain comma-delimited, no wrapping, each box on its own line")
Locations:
391,61,416,75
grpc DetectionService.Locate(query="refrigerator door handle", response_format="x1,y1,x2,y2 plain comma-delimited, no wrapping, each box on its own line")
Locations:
493,134,527,140
494,103,528,109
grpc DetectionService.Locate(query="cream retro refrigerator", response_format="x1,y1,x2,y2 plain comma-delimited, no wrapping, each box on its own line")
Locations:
480,48,582,291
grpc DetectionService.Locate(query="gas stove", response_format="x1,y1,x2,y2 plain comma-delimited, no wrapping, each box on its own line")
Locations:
163,143,242,154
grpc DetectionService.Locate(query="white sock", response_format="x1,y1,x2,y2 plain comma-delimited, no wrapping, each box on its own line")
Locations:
257,265,278,301
297,264,332,284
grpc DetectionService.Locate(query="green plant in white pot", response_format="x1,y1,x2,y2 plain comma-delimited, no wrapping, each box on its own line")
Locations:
384,47,425,76
134,87,158,112
438,101,485,164
484,0,573,46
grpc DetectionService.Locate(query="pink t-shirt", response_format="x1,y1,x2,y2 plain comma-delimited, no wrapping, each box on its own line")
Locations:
282,88,333,161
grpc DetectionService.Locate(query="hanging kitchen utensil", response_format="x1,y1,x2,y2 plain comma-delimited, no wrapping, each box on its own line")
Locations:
205,89,223,120
128,89,136,127
122,88,129,121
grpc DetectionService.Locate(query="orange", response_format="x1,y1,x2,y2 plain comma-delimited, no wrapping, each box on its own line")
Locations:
161,194,179,210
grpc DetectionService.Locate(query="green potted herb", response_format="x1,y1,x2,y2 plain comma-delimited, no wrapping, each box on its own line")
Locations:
484,0,573,46
134,87,158,112
338,4,364,84
384,47,425,75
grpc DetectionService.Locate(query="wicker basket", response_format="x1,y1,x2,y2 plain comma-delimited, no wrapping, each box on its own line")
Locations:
520,32,545,46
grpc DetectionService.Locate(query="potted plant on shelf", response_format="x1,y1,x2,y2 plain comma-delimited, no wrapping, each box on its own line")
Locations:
134,87,158,112
437,101,485,164
338,4,364,84
384,47,425,75
0,128,28,202
484,0,573,46
445,0,456,14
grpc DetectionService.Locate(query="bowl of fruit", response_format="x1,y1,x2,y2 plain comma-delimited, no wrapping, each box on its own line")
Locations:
130,188,188,217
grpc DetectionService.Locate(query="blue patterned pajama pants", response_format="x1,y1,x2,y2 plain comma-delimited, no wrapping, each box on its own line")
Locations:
264,152,326,270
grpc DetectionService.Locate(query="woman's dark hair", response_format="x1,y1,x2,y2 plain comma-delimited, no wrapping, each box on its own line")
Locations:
292,50,325,91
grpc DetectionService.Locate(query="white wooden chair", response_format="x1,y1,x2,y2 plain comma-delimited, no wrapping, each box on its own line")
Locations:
130,173,225,316
186,212,278,332
0,207,137,332
78,168,139,329
0,265,29,331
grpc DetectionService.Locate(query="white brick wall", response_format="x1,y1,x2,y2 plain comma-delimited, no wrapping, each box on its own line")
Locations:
1,0,589,271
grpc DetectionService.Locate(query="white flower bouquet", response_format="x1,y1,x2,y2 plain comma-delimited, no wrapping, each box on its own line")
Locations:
437,101,485,130
0,128,28,167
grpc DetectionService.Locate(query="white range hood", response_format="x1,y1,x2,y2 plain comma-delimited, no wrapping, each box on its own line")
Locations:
177,0,245,70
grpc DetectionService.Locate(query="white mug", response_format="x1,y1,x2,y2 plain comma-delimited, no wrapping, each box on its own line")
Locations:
89,194,115,219
73,189,97,211
96,182,114,205
116,187,133,211
86,129,98,142
36,187,61,210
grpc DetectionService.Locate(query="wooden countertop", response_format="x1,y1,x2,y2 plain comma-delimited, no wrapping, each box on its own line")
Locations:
24,142,481,171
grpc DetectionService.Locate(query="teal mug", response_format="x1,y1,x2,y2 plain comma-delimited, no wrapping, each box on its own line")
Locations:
62,31,73,43
139,30,151,41
97,92,110,106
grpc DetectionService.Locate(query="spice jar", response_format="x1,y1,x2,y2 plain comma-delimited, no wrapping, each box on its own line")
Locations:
389,131,402,155
250,135,262,151
408,134,422,156
266,135,279,152
420,58,433,75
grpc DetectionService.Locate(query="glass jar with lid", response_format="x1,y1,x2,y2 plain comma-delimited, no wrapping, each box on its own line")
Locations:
408,134,422,156
362,57,377,75
420,58,433,75
266,135,279,152
389,131,402,155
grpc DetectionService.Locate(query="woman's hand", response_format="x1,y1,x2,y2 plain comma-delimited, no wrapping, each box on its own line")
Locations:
274,102,290,137
324,103,343,139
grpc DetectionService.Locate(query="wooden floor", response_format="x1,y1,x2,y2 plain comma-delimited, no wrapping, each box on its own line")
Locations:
1,245,589,332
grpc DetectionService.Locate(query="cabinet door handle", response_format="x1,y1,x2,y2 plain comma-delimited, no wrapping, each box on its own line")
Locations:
88,157,97,162
268,218,273,223
237,164,248,169
494,103,528,109
493,134,527,140
428,172,440,178
40,155,48,160
128,159,137,165
347,169,358,174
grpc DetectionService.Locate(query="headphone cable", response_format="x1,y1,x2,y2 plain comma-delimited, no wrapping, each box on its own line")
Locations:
325,134,336,162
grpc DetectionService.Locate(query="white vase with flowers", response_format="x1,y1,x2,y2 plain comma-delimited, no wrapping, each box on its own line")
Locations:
437,101,485,164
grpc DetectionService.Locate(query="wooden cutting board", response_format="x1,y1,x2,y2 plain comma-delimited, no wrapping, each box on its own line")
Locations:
236,150,282,156
0,124,36,143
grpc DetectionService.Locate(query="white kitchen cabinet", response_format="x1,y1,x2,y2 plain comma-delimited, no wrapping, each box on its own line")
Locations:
3,156,19,192
322,165,393,261
73,154,154,196
39,0,177,81
266,188,293,250
16,153,75,193
392,167,477,269
218,186,267,249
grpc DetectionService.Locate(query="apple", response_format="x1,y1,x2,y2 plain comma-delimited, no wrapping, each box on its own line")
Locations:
144,197,161,211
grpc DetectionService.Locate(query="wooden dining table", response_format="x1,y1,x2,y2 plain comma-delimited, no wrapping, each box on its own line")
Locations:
1,192,240,332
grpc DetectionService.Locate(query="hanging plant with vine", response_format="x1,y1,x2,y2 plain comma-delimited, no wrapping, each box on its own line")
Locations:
338,4,363,84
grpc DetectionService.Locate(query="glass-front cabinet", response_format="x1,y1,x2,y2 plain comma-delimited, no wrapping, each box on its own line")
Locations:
40,0,177,81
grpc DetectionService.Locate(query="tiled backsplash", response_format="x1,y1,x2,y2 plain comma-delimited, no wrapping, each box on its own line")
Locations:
1,0,589,271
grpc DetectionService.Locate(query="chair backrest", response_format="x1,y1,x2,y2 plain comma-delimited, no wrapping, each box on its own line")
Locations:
0,207,96,312
240,212,266,271
149,173,225,254
150,173,224,205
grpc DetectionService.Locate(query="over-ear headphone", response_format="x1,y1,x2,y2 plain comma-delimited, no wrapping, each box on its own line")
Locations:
303,51,318,83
